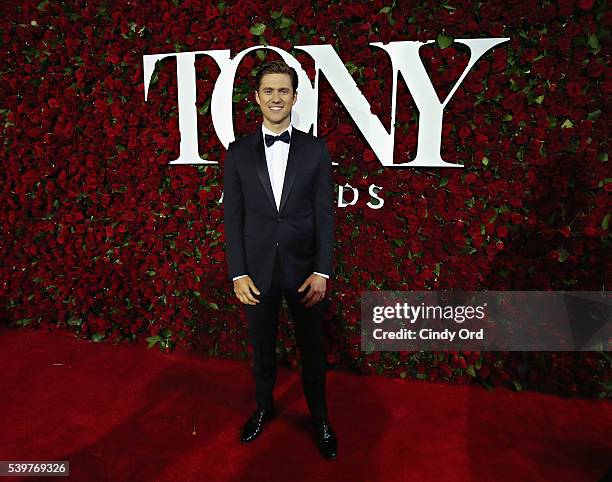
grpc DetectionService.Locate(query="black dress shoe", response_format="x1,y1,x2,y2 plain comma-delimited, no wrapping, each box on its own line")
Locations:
240,406,275,443
313,417,337,459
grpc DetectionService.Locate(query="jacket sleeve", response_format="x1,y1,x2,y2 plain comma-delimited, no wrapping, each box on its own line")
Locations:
223,143,247,281
313,138,335,277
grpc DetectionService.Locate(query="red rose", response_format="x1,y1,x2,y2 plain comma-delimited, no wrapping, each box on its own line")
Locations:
496,226,509,238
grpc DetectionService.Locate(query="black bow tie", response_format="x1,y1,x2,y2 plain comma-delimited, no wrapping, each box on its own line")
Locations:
264,130,291,147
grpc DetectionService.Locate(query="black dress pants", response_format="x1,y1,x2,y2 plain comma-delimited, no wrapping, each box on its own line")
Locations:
243,248,328,419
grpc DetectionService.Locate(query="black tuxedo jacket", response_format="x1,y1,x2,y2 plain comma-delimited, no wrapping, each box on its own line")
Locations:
223,126,334,294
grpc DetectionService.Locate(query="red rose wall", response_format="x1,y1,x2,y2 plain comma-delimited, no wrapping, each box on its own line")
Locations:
1,0,610,397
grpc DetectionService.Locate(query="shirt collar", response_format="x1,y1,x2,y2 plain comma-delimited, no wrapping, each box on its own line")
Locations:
261,122,293,142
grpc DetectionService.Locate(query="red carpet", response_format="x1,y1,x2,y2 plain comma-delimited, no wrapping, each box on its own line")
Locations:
0,326,610,482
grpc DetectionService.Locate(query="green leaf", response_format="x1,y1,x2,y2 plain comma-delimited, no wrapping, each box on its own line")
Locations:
16,318,32,327
92,332,106,342
598,177,611,188
146,335,161,349
511,380,522,391
466,365,476,377
250,23,266,36
198,98,211,115
588,33,600,50
602,213,610,230
279,17,293,29
439,177,449,187
482,156,489,166
558,248,569,262
587,109,601,120
436,34,453,49
344,61,358,74
561,119,573,129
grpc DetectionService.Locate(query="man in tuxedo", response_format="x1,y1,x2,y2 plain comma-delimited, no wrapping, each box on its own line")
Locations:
223,60,337,459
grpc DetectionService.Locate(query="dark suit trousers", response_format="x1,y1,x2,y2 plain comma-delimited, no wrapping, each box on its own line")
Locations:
243,248,328,419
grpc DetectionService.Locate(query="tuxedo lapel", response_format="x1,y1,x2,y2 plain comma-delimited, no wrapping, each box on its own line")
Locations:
251,130,277,214
278,128,303,215
249,126,305,216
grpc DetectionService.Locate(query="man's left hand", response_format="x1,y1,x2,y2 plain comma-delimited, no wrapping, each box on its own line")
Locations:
298,273,327,308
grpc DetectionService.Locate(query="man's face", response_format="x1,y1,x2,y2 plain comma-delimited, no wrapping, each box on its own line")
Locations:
255,72,297,130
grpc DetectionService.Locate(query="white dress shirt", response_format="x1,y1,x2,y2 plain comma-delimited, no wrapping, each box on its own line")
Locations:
232,122,329,282
263,122,292,211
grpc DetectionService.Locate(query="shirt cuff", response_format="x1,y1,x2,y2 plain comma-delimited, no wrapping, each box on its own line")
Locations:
232,275,248,281
313,272,329,279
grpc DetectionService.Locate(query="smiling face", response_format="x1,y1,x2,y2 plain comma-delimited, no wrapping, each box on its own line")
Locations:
255,72,297,133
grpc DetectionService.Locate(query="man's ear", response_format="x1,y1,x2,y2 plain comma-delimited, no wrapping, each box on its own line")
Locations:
292,90,298,105
255,90,260,106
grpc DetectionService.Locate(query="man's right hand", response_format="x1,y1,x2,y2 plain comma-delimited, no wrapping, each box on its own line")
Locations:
233,276,261,305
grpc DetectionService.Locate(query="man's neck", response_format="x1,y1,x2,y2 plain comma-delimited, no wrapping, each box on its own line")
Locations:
262,118,291,134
